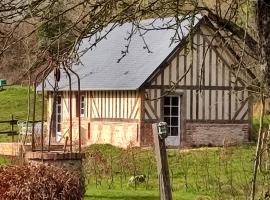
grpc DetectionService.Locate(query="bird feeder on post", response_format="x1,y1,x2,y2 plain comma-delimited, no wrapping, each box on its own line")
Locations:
152,122,173,200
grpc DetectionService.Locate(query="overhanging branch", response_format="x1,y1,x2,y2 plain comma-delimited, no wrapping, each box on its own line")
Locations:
207,10,259,56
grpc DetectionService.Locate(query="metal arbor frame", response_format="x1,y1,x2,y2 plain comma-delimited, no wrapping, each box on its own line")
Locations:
31,59,81,153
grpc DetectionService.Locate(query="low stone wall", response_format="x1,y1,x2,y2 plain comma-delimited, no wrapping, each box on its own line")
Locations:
0,143,65,156
0,143,22,156
185,123,249,147
25,152,85,173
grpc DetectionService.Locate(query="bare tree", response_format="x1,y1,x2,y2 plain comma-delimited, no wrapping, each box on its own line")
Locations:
1,0,270,199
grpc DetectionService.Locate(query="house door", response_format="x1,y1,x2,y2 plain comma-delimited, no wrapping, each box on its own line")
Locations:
163,96,181,146
56,95,62,142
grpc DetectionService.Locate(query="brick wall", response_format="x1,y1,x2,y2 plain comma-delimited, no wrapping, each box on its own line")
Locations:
140,122,154,146
25,152,84,173
140,121,249,147
184,123,249,147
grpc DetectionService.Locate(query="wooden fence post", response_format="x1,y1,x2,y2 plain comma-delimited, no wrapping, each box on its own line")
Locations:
11,115,14,143
152,123,173,200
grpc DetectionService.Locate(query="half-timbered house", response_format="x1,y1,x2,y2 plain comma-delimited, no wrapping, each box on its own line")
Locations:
42,15,252,148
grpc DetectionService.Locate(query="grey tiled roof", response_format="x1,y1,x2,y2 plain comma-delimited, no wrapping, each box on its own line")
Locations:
42,14,203,91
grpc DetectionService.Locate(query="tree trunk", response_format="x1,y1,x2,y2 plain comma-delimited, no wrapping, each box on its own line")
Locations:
256,0,270,86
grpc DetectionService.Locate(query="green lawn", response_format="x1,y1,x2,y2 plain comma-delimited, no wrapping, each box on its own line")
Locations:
84,188,205,200
252,114,270,141
0,144,258,199
82,144,262,200
0,86,43,142
0,156,10,166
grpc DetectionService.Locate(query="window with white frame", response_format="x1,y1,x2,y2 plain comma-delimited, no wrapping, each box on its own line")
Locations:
80,95,85,117
56,95,62,133
163,96,180,136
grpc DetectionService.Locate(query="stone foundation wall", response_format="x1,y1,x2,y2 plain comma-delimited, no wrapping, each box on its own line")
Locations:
87,121,139,148
61,119,140,148
61,118,89,145
140,122,249,147
185,123,249,147
55,118,249,148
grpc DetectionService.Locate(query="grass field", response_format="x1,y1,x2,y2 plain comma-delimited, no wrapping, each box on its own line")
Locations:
84,188,203,200
0,156,10,166
0,86,43,142
252,114,270,141
82,144,264,200
0,144,260,200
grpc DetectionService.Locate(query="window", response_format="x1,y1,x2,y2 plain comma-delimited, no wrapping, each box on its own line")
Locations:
163,96,180,136
56,95,62,134
76,94,86,118
80,95,85,117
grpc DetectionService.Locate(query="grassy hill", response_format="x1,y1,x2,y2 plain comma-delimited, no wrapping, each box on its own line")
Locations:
0,86,43,141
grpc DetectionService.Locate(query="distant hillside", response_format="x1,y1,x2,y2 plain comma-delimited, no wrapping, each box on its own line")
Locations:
0,23,38,84
0,0,256,84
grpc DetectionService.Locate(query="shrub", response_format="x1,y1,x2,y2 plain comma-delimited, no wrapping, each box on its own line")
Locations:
0,164,85,200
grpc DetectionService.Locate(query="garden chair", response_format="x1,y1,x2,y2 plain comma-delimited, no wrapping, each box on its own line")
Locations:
17,121,46,145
